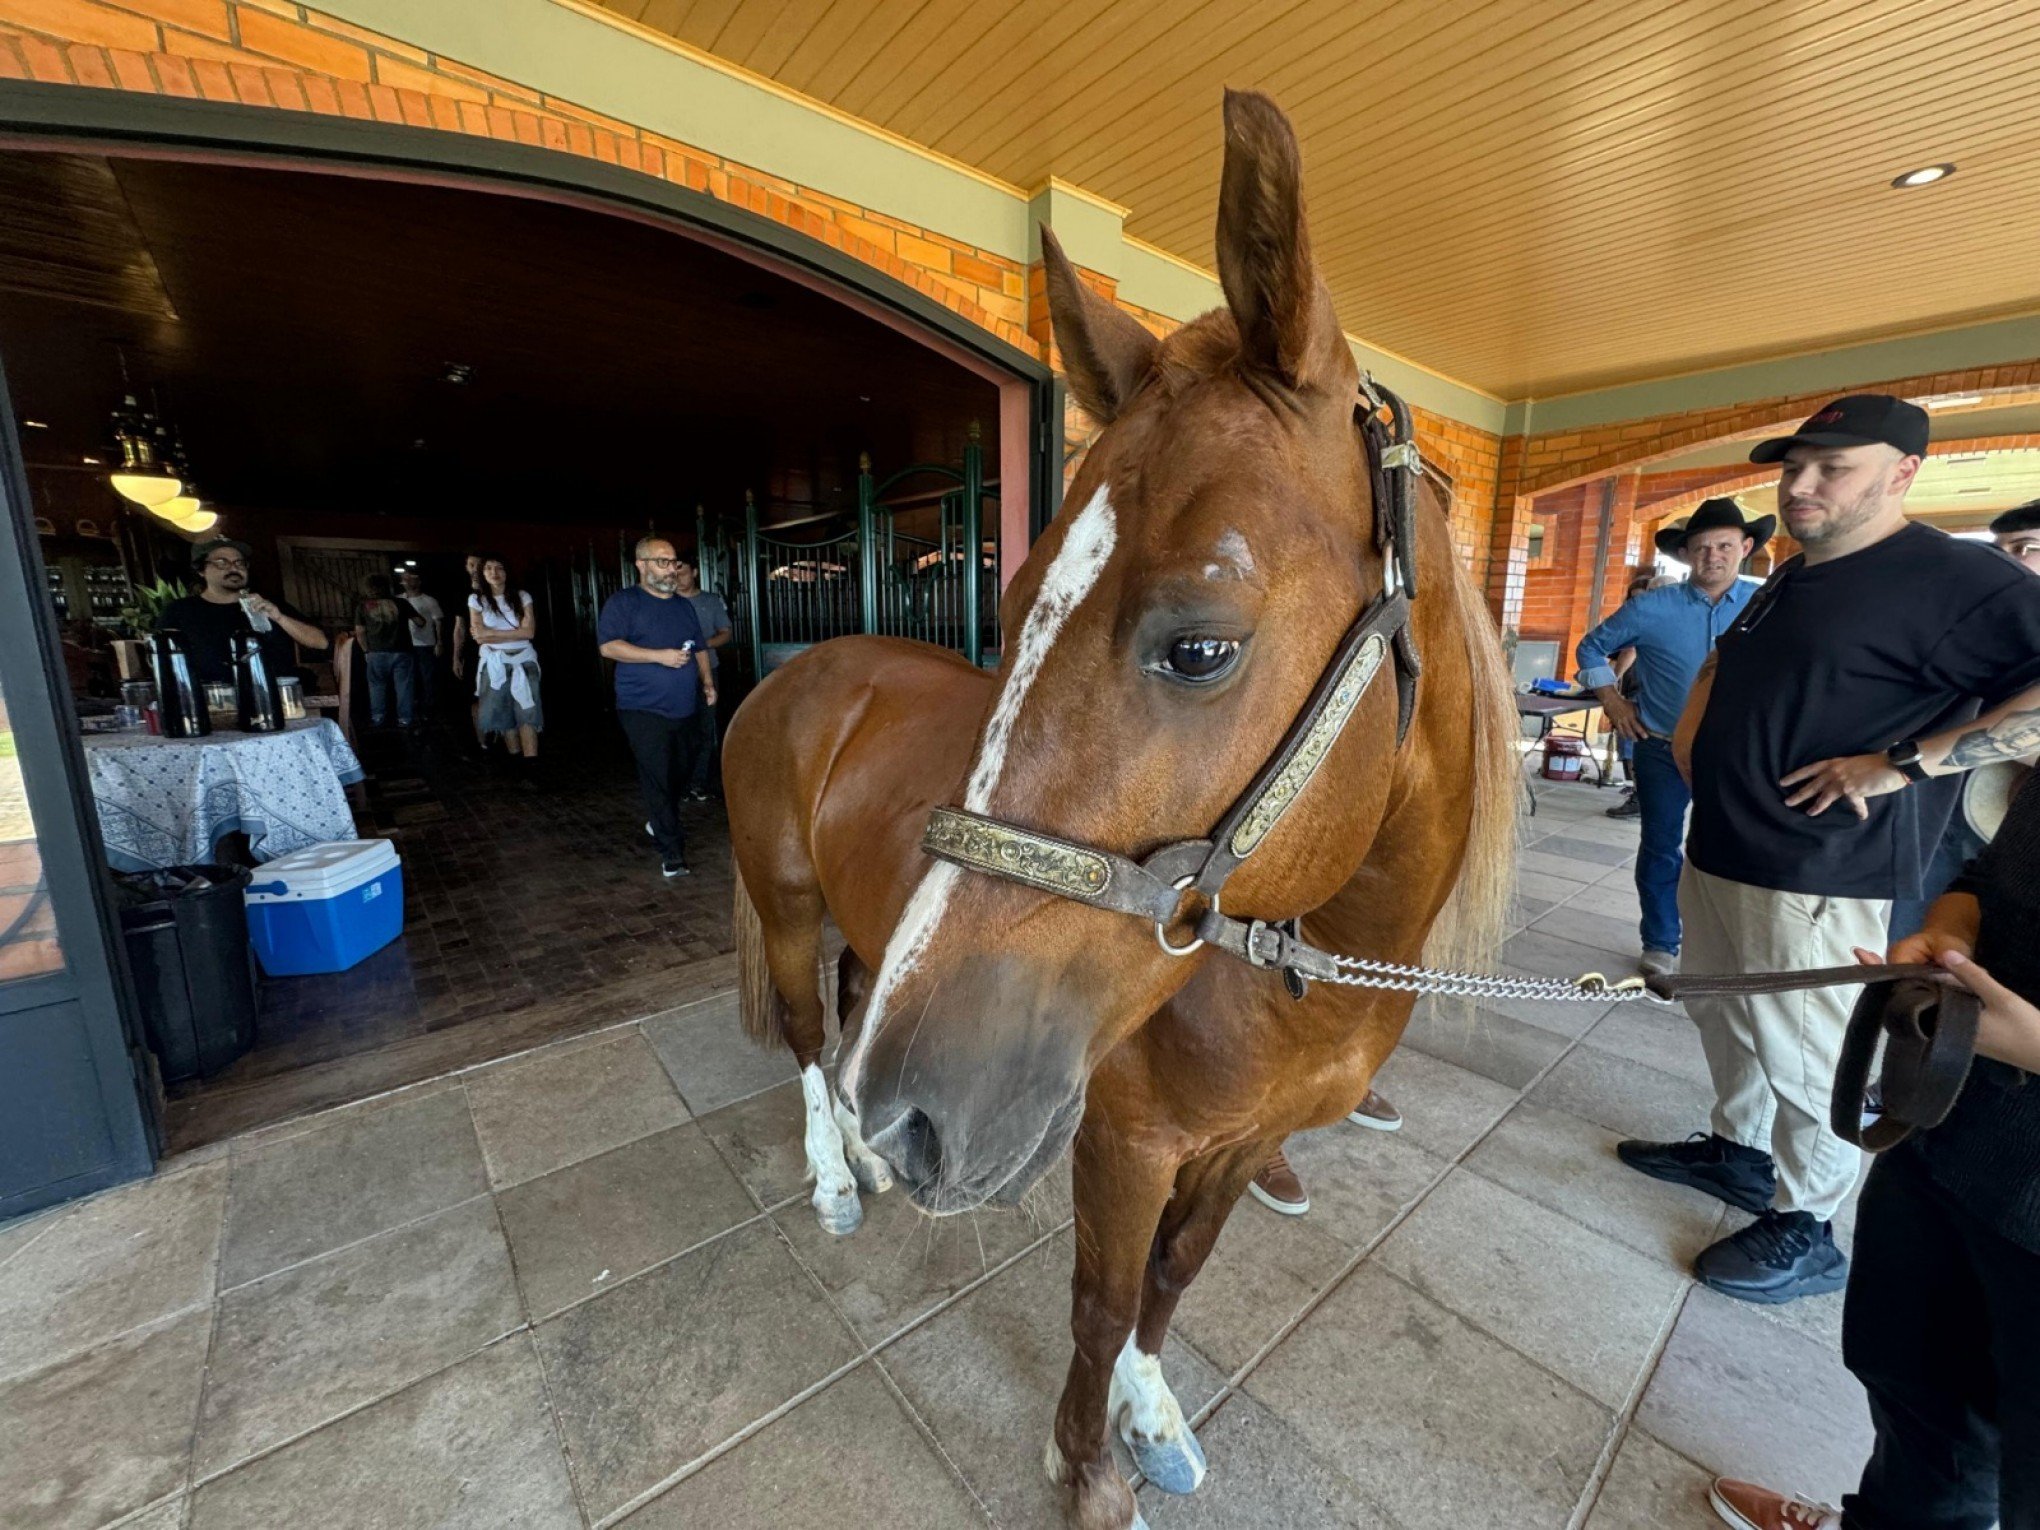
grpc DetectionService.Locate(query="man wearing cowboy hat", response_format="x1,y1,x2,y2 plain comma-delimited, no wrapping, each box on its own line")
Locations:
1576,497,1770,975
1615,393,2040,1305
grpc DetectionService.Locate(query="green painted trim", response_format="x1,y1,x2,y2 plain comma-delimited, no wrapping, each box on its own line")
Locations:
1115,238,1222,322
1114,242,1508,433
320,0,1030,256
1522,313,2040,434
1028,183,1123,281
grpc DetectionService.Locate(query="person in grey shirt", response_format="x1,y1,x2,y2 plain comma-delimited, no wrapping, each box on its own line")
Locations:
675,552,732,800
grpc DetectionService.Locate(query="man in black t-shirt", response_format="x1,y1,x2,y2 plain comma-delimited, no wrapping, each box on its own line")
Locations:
1615,394,2040,1306
156,537,328,686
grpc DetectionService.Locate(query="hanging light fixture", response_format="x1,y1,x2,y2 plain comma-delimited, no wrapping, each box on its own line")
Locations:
176,508,219,534
107,393,183,506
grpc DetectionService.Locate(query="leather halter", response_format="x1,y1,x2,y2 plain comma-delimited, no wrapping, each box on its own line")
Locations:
920,375,1425,972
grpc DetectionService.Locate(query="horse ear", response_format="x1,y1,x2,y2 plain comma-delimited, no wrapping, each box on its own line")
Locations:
1041,226,1160,424
1215,89,1345,390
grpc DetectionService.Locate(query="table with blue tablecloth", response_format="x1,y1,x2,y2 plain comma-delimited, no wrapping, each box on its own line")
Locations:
83,719,365,872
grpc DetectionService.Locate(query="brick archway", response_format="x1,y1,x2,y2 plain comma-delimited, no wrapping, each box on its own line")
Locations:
1488,371,2040,630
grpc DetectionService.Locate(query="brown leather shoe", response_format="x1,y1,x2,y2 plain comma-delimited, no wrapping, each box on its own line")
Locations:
1708,1478,1840,1530
1347,1089,1403,1132
1248,1149,1309,1216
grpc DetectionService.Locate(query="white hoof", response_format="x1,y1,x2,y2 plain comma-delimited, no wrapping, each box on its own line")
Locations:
835,1099,895,1195
812,1184,862,1236
1109,1338,1206,1495
1121,1425,1206,1496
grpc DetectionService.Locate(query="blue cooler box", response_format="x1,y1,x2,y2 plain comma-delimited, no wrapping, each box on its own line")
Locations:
245,839,403,976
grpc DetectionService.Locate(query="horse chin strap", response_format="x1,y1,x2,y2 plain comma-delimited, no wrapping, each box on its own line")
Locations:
920,374,1427,980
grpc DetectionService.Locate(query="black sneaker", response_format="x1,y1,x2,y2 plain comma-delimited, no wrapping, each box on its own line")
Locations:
1694,1210,1847,1304
1615,1133,1775,1214
1605,790,1642,819
661,858,690,879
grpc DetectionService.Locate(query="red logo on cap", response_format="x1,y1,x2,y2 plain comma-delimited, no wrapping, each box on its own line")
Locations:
1810,408,1844,425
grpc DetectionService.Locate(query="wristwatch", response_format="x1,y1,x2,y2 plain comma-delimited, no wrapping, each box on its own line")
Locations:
1885,739,1930,784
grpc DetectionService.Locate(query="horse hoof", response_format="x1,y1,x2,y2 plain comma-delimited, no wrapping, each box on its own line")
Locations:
813,1187,862,1236
848,1154,893,1196
1126,1427,1207,1496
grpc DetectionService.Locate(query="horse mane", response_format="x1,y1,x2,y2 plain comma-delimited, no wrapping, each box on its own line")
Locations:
1420,484,1520,973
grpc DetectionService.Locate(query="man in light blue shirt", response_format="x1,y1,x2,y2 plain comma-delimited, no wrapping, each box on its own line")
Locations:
1575,498,1770,972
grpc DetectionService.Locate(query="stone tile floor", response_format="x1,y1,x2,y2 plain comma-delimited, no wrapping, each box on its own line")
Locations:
0,778,1875,1529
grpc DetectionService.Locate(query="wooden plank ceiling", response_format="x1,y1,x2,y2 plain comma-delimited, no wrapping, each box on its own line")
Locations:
595,0,2040,399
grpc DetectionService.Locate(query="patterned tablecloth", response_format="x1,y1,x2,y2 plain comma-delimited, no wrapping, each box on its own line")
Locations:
83,719,365,872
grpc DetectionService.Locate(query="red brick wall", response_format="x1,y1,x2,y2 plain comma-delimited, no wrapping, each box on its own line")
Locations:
0,0,1035,354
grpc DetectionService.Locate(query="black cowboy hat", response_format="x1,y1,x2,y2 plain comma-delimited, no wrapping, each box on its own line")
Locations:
1655,497,1775,559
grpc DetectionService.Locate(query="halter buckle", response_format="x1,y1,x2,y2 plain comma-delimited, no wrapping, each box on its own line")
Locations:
1380,440,1422,476
1241,918,1284,970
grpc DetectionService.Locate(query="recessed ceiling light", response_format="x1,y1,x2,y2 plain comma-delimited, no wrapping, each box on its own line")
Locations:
21,419,48,429
81,454,102,465
1929,394,1983,408
1892,163,1955,188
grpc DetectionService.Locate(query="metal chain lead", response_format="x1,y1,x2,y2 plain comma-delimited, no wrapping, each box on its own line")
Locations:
1320,953,1673,1005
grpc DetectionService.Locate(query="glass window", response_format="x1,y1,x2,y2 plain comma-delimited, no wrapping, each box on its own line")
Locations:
0,686,62,982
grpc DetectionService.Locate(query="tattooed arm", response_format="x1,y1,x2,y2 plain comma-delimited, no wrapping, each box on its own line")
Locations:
1937,684,2040,769
1781,681,2040,818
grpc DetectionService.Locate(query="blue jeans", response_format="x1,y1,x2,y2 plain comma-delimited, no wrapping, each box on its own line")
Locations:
364,649,415,728
1632,737,1689,953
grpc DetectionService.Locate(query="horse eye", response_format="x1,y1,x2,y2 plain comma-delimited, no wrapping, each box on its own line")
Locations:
1165,636,1240,681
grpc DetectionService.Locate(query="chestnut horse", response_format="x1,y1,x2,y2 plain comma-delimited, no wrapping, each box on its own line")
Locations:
724,92,1516,1530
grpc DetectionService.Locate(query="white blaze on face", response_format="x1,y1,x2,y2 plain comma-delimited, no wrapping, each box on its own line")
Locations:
841,487,1119,1100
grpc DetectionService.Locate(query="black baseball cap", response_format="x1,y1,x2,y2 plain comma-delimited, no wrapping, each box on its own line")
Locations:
1748,394,1929,463
1991,500,2040,535
190,536,252,567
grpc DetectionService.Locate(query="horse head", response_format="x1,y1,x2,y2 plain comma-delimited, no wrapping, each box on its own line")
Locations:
843,91,1440,1213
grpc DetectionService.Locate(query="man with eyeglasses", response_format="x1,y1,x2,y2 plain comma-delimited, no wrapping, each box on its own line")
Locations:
158,536,328,685
597,536,717,878
1992,500,2040,574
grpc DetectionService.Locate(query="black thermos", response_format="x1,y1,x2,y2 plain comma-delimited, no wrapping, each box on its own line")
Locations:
149,629,210,738
231,631,286,733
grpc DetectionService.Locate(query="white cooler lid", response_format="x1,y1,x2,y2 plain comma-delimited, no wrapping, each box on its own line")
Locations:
245,839,400,904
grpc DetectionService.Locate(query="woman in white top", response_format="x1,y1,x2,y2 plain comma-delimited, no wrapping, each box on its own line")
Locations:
467,554,543,779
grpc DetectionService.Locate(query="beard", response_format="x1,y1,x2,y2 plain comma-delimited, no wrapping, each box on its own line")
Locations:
1788,481,1886,547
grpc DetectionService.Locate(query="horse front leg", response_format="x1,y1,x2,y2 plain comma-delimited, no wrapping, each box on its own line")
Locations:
1048,1122,1176,1530
829,947,893,1196
1111,1140,1273,1496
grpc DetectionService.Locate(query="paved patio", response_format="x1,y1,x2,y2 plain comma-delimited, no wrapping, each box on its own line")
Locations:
0,777,1873,1529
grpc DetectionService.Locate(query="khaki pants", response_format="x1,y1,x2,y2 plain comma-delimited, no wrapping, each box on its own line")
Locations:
1678,865,1888,1221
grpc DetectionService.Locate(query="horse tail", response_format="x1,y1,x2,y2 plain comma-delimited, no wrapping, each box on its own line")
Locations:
732,866,786,1050
1423,545,1520,972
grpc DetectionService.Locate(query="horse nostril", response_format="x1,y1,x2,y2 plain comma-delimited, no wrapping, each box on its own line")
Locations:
866,1104,944,1187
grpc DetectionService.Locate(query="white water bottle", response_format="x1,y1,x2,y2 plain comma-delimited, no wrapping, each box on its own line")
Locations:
239,594,273,634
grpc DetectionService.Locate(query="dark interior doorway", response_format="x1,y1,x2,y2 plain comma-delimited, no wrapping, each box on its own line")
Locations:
0,147,1011,1150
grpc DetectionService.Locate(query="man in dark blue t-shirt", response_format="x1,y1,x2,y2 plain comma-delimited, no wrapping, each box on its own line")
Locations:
1617,394,2040,1309
597,536,716,878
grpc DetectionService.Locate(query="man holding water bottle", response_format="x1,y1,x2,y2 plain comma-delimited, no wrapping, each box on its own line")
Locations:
598,536,717,879
158,536,328,684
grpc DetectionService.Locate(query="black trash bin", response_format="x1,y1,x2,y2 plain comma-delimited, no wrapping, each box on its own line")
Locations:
115,864,257,1083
